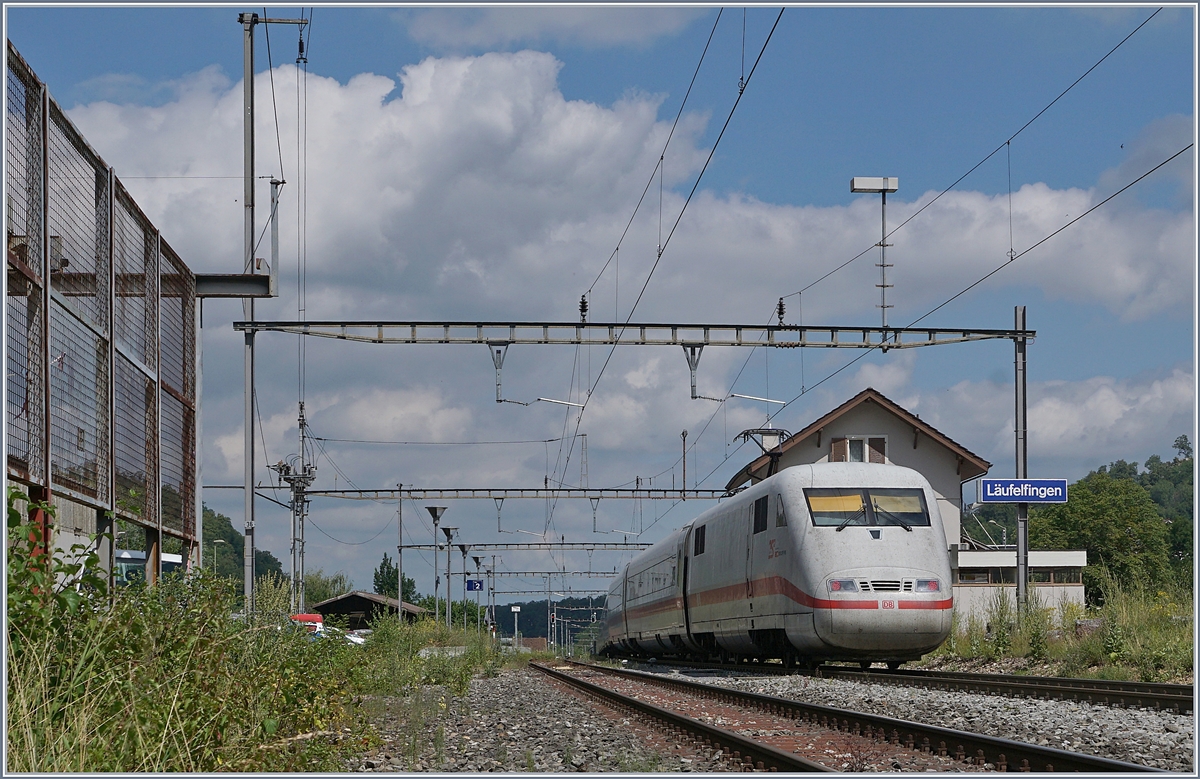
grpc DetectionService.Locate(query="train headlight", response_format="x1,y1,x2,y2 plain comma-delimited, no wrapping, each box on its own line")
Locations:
827,579,858,592
914,579,941,592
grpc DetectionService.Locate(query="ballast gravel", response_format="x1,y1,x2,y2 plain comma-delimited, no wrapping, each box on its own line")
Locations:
346,667,733,772
688,669,1195,772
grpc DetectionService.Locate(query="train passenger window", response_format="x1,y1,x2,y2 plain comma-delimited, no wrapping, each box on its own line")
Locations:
805,488,867,527
752,496,768,533
775,495,787,527
693,525,706,555
866,489,931,527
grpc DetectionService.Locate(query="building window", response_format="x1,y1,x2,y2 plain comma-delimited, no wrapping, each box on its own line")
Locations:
956,569,990,584
1030,569,1052,583
693,525,705,556
831,436,887,463
1053,567,1081,584
752,496,768,534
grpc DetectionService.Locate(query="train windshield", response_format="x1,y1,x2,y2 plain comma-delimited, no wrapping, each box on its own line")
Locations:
867,489,931,527
805,489,867,527
805,488,930,527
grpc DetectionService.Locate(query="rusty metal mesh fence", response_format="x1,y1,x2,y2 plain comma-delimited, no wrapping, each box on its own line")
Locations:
49,302,109,502
113,355,155,523
113,185,157,368
47,101,109,334
6,50,46,484
159,239,195,400
159,392,192,535
12,42,197,553
158,239,196,537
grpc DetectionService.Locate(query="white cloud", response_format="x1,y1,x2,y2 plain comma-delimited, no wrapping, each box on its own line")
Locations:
404,8,707,50
910,366,1194,479
65,51,1193,588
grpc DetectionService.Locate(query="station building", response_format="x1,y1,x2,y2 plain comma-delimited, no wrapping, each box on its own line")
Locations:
724,388,1086,617
6,42,200,583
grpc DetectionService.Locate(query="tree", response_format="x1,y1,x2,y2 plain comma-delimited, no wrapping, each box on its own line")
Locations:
200,504,283,580
1030,471,1170,596
373,553,398,598
304,569,352,607
371,553,418,604
1173,434,1192,461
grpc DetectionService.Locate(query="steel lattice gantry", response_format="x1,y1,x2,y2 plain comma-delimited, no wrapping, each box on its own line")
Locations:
401,542,649,551
308,487,728,501
233,320,1034,350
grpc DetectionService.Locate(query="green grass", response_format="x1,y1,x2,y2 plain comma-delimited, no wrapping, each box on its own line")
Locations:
931,574,1193,681
4,486,516,772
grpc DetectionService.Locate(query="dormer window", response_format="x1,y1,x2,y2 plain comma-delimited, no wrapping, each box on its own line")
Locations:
830,436,886,463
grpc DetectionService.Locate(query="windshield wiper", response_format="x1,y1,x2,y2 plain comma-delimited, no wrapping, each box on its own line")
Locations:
873,503,913,532
835,506,867,532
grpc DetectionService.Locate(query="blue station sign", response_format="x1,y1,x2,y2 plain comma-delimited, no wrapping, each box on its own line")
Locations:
466,579,484,591
980,478,1068,503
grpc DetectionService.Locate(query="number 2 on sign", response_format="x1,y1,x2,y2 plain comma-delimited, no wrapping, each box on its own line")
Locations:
881,600,895,609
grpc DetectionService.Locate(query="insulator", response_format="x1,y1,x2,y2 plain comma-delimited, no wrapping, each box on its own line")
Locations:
776,297,785,325
579,294,588,322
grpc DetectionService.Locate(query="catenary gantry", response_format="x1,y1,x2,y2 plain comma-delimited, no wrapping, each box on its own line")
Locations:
309,487,728,501
233,320,1033,350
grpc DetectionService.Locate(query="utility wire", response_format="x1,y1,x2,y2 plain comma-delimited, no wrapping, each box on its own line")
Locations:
549,9,785,524
312,436,568,446
909,142,1194,328
262,7,287,183
584,9,724,295
781,7,1163,300
643,138,1192,531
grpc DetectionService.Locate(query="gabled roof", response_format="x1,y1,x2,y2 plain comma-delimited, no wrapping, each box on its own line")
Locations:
310,589,426,616
725,387,992,490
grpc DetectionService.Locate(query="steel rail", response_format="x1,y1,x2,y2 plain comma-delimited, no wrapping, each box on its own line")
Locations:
818,667,1194,714
530,663,834,772
571,661,1165,773
628,657,1193,713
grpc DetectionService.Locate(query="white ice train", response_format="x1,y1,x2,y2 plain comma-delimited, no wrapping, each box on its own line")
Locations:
597,463,953,667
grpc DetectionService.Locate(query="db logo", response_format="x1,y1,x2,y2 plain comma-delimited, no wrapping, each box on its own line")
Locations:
881,600,896,609
767,540,785,559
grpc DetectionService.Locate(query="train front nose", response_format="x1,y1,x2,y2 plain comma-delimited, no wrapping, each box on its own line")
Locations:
813,568,952,654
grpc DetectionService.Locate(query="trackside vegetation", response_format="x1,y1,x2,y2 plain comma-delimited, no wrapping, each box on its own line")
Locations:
931,440,1194,682
4,486,511,772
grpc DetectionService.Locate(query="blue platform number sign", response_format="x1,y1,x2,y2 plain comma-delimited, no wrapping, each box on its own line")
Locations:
980,479,1068,504
466,579,483,591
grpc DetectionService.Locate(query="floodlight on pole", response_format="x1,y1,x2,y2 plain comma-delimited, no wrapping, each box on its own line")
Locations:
441,526,457,629
427,506,446,625
851,176,899,331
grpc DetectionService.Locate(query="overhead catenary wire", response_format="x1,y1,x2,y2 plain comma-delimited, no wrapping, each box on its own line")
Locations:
640,139,1193,534
262,7,287,184
583,8,725,296
547,9,786,525
780,6,1163,302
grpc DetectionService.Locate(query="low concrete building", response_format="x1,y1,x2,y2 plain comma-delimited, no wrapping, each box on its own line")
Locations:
310,590,426,630
951,547,1087,616
726,388,1087,618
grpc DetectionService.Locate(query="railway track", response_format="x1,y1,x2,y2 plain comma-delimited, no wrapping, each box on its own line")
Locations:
549,660,1165,772
818,667,1194,714
627,657,1193,713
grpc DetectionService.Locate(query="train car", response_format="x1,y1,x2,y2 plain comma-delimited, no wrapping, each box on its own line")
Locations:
597,463,952,667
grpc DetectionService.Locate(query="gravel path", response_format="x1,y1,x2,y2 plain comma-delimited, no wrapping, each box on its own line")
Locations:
681,668,1195,772
345,668,733,772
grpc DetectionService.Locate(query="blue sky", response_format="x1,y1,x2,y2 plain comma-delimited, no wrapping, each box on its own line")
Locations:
6,4,1194,595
